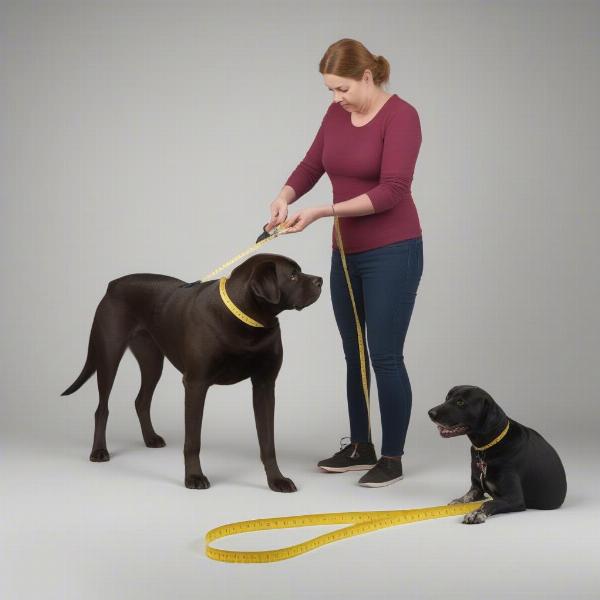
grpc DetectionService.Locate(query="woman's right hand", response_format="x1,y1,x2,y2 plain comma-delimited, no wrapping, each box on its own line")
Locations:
266,196,289,231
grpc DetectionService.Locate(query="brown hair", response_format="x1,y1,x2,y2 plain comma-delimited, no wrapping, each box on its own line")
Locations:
319,38,390,87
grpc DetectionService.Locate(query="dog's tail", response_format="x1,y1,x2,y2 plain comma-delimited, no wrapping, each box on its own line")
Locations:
61,340,96,396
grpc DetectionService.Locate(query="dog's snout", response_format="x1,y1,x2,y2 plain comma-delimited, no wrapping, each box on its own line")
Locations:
428,408,438,420
312,276,323,288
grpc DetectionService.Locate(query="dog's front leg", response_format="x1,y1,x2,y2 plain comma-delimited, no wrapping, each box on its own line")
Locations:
449,470,488,505
251,376,297,493
183,377,210,489
449,486,487,505
463,470,526,524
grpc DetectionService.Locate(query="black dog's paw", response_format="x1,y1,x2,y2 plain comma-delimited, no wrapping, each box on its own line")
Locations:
185,474,210,489
449,495,475,505
268,477,297,493
449,489,485,505
145,435,166,448
449,497,466,505
89,448,110,462
463,509,487,524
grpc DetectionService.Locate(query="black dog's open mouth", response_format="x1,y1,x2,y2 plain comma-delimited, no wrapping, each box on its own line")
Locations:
436,424,469,438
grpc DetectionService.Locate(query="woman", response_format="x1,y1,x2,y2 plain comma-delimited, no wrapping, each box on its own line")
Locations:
267,39,423,487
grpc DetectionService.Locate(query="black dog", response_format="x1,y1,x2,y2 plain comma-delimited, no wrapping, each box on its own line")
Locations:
61,253,322,492
428,385,567,524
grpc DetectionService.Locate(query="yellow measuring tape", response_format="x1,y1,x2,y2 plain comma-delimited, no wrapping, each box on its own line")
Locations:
198,223,289,282
333,216,372,440
205,500,488,563
219,277,264,327
201,215,485,563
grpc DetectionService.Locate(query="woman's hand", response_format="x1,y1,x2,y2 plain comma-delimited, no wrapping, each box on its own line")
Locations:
266,196,289,231
284,206,331,234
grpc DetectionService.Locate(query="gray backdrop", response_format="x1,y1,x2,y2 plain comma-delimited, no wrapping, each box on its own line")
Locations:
2,1,599,599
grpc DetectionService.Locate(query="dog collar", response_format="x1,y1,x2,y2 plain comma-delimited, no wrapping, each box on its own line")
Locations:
472,420,510,451
219,277,264,328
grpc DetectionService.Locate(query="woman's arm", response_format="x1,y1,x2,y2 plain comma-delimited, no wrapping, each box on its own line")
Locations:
284,105,333,203
283,194,375,233
365,104,422,213
327,193,375,217
267,107,333,231
284,102,421,233
277,185,297,205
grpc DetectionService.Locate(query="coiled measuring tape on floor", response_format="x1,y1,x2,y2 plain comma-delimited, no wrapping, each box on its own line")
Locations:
205,500,488,563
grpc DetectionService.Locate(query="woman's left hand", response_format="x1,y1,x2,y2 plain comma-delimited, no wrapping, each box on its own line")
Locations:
283,206,330,234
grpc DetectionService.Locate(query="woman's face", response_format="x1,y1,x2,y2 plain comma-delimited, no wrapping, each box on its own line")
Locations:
323,72,370,111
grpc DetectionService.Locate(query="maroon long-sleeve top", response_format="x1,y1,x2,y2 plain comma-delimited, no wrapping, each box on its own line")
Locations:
285,94,422,254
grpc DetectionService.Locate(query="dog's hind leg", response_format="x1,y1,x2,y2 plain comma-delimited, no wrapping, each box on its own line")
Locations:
128,330,166,448
89,296,134,462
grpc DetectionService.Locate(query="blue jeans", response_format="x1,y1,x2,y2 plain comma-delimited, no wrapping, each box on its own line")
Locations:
330,237,423,456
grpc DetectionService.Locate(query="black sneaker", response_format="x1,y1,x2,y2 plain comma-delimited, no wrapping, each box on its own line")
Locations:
358,456,404,487
317,437,377,472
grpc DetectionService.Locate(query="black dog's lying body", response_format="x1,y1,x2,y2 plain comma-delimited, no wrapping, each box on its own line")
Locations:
428,385,567,524
62,253,322,492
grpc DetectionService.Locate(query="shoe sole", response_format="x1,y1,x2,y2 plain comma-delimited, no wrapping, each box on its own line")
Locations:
318,464,376,472
358,475,404,487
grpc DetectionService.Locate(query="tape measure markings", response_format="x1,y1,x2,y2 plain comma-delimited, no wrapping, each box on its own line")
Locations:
205,501,488,563
199,224,288,282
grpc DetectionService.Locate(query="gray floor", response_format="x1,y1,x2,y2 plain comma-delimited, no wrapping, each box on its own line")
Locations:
2,416,598,600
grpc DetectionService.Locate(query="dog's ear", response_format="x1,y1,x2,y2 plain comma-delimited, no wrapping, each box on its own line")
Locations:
478,395,506,433
250,261,281,304
446,385,464,401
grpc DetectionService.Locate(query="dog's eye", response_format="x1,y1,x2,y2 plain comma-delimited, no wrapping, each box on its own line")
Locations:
456,399,464,407
290,273,298,281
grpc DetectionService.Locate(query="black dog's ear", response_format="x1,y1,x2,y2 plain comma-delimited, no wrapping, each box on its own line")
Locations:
250,261,281,304
446,384,478,401
446,385,464,400
478,395,506,433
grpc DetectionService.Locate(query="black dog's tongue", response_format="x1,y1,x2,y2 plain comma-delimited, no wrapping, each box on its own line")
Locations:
437,424,468,437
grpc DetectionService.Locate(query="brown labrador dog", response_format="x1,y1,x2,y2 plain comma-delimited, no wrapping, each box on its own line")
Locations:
62,253,322,492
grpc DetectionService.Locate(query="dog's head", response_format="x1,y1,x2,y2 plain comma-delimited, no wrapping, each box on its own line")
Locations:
428,385,506,439
231,253,322,314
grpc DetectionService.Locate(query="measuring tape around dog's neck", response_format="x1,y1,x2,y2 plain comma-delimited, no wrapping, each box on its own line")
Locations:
202,216,480,563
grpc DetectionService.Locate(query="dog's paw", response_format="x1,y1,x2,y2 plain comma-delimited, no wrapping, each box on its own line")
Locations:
449,489,484,505
185,474,210,489
448,497,466,505
268,477,297,493
145,435,166,448
463,509,487,524
89,448,110,462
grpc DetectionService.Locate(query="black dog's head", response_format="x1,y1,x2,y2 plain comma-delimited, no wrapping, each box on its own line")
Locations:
428,385,507,440
231,253,322,315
